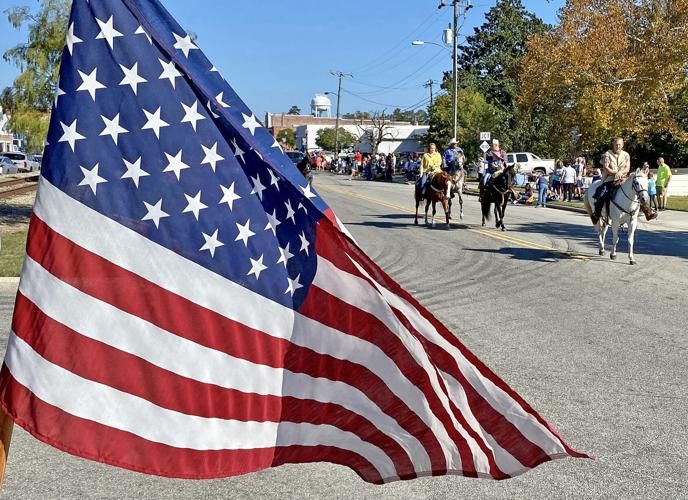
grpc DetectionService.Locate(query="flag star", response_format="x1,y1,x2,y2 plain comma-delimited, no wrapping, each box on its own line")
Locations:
173,32,199,57
201,142,224,171
216,92,230,108
277,242,294,268
271,137,284,152
142,107,169,138
235,220,255,247
284,199,296,223
247,255,268,280
250,174,266,200
142,199,169,228
241,112,261,135
121,157,149,188
135,25,152,44
264,209,281,236
200,229,224,257
163,150,190,180
298,202,308,214
219,182,241,211
159,58,181,88
78,163,107,195
231,138,245,163
301,183,317,199
181,101,205,131
119,62,147,95
77,68,106,101
95,16,123,49
207,101,220,118
99,113,128,145
268,169,280,191
285,274,304,296
58,119,85,152
299,231,310,255
54,86,65,107
65,23,82,55
183,191,208,221
210,65,219,73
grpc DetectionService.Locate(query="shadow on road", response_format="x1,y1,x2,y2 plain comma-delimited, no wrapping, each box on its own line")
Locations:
465,247,581,263
349,213,471,231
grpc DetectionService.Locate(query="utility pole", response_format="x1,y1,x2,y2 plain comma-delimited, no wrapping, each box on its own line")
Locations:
438,0,472,140
424,79,436,105
329,70,353,163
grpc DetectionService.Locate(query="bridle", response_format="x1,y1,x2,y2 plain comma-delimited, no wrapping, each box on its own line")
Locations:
611,174,647,216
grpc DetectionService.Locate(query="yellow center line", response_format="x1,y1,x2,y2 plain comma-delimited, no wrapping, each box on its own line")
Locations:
318,183,589,261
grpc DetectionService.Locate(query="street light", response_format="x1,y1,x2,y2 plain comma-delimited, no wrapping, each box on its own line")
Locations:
411,40,451,52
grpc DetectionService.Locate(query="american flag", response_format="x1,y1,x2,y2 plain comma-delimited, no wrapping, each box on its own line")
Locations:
0,0,588,484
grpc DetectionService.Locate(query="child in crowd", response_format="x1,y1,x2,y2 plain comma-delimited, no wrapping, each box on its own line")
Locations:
515,183,534,205
648,171,658,211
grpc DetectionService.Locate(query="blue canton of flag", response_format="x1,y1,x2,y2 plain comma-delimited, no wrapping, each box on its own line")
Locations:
45,0,325,308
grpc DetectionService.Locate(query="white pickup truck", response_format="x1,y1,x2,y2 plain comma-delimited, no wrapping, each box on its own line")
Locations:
506,152,554,176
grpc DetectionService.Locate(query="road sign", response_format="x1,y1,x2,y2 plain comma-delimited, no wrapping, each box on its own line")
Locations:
479,141,490,153
480,132,491,141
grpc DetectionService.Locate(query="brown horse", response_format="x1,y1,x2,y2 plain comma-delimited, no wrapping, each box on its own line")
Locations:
414,172,452,228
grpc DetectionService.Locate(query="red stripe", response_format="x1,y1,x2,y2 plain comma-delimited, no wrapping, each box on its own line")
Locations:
24,216,439,475
300,284,476,477
0,369,384,483
11,292,416,478
314,220,587,463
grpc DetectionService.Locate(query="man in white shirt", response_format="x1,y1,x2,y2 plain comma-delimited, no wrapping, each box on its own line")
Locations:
561,162,577,202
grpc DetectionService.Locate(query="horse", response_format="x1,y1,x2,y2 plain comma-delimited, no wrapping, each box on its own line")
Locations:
446,159,465,221
414,171,452,228
481,163,517,231
583,166,651,265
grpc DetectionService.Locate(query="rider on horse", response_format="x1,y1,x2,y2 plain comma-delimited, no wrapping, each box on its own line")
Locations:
416,142,443,198
479,139,514,200
443,138,464,174
592,138,656,224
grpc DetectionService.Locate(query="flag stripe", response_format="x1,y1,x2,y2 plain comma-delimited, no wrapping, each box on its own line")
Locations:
11,293,417,478
0,368,385,483
4,332,398,478
20,241,429,474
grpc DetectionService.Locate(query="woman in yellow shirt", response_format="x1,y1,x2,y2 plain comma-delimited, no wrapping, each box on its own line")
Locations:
418,143,442,196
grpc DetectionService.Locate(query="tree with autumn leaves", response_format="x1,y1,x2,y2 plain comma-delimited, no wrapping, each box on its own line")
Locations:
520,0,688,162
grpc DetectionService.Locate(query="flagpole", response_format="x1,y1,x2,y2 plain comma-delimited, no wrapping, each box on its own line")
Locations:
0,408,13,490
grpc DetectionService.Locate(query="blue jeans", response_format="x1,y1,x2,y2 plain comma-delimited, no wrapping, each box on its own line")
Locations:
538,186,547,206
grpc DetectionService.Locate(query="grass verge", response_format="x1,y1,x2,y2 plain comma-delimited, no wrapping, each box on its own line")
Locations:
667,196,688,211
0,229,28,277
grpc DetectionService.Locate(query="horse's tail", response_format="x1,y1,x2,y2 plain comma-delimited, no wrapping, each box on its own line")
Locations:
481,199,491,220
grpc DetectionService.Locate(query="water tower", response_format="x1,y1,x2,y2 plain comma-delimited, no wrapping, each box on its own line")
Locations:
311,94,332,118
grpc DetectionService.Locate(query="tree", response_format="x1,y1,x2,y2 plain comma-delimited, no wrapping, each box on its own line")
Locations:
3,0,70,151
275,128,296,149
287,105,301,115
315,127,357,152
343,111,371,120
520,0,688,158
356,112,396,153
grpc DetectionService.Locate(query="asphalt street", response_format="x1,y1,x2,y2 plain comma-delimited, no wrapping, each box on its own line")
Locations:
0,172,687,499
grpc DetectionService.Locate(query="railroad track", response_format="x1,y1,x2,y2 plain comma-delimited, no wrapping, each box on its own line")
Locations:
0,174,40,201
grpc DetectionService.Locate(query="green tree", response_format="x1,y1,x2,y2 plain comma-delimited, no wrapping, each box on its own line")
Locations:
287,105,301,115
3,0,70,152
275,128,296,149
315,127,357,152
342,111,370,120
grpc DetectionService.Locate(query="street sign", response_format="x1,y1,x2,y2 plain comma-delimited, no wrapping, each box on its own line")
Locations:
479,141,490,153
480,132,491,141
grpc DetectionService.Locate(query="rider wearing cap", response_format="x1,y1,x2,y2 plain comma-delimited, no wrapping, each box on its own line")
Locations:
592,137,656,223
443,138,464,174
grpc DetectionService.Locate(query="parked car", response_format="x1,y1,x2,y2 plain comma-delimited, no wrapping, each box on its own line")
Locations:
285,151,306,165
0,156,19,174
505,152,554,176
2,152,41,172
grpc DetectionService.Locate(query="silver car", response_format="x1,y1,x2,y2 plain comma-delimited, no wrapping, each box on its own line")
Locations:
2,151,40,172
0,156,20,174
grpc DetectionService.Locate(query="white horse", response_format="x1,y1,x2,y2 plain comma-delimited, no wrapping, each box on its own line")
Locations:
583,166,651,265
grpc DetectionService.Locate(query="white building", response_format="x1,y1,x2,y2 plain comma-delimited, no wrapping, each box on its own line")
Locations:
295,123,429,154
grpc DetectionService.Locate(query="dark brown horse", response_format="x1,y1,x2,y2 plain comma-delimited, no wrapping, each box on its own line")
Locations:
481,164,517,231
414,172,452,228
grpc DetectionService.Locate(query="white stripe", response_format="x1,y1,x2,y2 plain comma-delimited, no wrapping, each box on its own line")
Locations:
17,256,427,471
315,256,489,474
345,256,569,457
31,177,436,473
4,332,396,479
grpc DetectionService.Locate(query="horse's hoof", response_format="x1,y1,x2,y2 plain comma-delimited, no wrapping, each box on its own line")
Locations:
599,250,605,256
414,220,418,226
610,254,617,261
460,212,464,220
501,227,506,232
630,260,637,266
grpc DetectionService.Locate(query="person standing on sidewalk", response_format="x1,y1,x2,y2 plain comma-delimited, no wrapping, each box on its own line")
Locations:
561,161,577,202
656,157,673,210
647,169,658,211
536,172,549,207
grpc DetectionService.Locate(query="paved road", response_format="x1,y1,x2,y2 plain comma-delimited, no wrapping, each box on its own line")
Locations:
1,173,687,499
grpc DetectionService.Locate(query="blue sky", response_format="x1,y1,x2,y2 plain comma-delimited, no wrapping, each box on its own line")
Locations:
0,0,564,118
